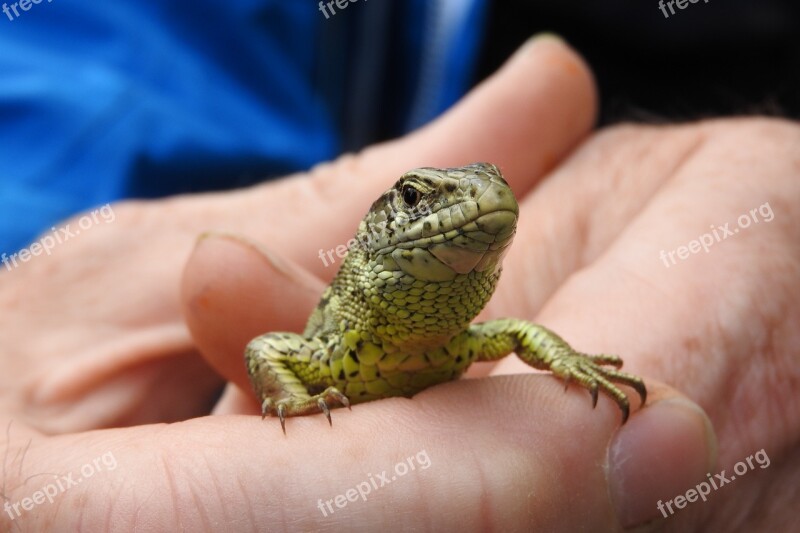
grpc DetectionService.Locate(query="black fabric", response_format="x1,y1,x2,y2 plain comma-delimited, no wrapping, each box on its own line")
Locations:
476,0,800,124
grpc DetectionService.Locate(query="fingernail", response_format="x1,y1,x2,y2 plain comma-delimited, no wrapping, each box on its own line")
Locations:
608,397,717,529
524,32,565,48
507,32,566,63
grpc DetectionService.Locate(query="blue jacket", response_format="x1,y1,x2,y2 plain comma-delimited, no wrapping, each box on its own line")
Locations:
0,0,486,250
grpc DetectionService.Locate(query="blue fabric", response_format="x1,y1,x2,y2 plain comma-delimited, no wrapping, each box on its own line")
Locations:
0,0,486,252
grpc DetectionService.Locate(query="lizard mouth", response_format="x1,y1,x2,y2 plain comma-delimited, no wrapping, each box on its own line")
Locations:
387,208,518,281
427,210,517,274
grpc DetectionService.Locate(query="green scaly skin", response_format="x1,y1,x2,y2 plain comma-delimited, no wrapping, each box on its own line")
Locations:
245,163,646,433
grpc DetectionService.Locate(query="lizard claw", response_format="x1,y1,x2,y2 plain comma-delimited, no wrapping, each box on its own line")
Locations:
619,401,631,425
261,398,272,420
318,398,332,426
258,386,351,434
261,398,289,434
278,403,287,435
549,348,646,424
589,383,599,408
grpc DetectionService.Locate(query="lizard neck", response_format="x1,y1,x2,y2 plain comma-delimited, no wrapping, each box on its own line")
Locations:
328,245,501,351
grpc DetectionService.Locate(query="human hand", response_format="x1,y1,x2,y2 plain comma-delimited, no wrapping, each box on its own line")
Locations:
184,43,800,530
482,116,799,531
1,35,785,532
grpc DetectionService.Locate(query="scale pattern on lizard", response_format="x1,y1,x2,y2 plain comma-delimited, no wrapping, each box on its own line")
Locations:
246,163,646,432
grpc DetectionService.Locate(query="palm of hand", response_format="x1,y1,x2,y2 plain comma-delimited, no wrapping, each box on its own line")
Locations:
1,37,797,531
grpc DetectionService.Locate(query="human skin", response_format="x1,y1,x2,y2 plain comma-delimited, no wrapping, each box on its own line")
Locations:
1,36,798,531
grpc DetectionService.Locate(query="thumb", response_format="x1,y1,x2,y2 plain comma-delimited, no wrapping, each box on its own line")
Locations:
181,233,324,390
351,33,597,196
0,384,715,530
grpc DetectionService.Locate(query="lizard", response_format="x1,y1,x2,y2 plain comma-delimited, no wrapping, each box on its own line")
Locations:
245,162,646,433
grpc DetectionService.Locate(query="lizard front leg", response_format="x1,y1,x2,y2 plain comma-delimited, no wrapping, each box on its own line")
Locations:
245,333,349,433
453,319,647,423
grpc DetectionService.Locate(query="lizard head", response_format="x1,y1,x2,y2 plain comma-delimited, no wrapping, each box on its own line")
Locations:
337,163,518,347
358,162,519,282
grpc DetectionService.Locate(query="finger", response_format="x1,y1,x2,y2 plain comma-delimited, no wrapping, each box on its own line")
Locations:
488,122,718,368
352,34,597,194
490,119,800,482
181,232,325,390
494,119,799,371
2,381,715,531
485,121,710,322
236,35,597,278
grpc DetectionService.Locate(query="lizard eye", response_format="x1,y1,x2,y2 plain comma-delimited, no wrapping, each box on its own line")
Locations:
402,185,422,207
